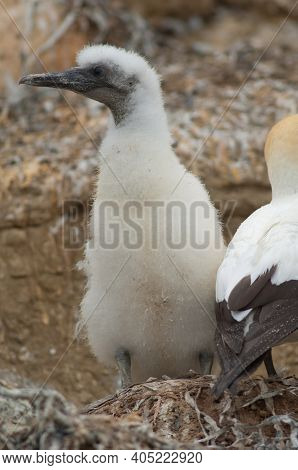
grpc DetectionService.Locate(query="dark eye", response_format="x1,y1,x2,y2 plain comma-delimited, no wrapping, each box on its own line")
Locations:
128,76,136,87
93,66,103,77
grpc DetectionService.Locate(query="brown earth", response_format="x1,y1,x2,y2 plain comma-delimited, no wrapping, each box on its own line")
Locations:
0,2,298,407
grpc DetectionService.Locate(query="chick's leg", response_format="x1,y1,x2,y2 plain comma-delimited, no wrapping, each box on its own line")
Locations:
115,348,132,388
199,350,214,375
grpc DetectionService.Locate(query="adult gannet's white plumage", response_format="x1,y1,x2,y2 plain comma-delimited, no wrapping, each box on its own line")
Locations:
214,115,298,398
20,45,225,387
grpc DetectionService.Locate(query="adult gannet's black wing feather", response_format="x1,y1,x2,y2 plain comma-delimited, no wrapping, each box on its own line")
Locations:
214,267,298,398
214,298,298,398
215,267,277,359
227,266,276,311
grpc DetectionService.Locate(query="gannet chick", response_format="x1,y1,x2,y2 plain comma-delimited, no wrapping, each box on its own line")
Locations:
20,45,225,388
214,115,298,399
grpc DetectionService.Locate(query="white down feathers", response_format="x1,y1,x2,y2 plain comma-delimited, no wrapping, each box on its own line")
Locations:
78,46,225,383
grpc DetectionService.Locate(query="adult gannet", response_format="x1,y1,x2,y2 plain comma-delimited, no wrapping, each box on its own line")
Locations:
214,115,298,398
20,45,225,388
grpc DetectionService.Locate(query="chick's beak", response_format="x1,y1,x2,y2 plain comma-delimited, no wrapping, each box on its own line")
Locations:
19,67,96,94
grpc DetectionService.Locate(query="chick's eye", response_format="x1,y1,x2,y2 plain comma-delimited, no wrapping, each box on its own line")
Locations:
93,66,103,77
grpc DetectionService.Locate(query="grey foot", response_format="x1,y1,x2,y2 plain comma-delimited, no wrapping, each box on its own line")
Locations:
115,348,132,389
264,349,278,377
199,351,214,375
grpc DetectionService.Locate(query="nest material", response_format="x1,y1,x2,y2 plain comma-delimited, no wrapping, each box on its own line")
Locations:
85,373,298,449
1,370,297,449
0,371,185,450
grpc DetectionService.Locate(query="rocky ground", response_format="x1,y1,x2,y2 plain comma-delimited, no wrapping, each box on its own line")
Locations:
0,2,298,407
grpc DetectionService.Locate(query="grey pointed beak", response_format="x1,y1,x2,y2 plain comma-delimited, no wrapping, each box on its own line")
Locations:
19,67,96,94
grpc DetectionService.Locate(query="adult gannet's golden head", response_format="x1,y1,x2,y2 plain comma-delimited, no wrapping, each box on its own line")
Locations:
265,115,298,199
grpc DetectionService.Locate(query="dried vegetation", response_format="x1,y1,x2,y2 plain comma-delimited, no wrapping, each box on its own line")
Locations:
1,371,297,449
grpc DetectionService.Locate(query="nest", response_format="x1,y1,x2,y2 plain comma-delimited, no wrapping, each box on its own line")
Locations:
85,374,298,449
1,371,297,449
